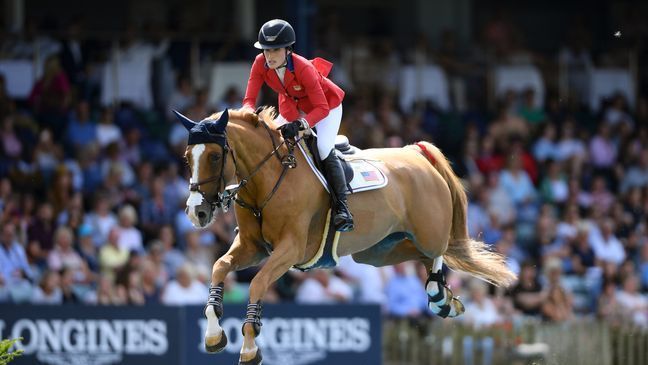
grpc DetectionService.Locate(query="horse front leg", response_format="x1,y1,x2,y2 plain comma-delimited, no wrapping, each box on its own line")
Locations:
205,234,265,353
239,237,303,364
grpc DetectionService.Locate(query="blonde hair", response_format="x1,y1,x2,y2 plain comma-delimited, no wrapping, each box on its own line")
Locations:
54,226,74,245
119,204,138,225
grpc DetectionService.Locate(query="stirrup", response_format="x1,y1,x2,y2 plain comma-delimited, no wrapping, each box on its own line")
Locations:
333,206,354,232
334,218,354,232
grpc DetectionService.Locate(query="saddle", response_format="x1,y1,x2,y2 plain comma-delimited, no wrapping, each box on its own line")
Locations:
299,134,387,194
292,134,387,271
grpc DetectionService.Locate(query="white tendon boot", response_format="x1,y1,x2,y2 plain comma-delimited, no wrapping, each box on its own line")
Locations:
204,283,228,353
425,256,465,318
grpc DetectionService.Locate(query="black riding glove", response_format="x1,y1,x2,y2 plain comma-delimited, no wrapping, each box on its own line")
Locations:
278,119,308,140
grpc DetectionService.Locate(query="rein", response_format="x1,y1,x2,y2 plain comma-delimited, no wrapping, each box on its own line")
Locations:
231,121,298,217
190,119,299,248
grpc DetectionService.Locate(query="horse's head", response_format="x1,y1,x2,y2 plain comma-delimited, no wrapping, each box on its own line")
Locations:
174,109,234,228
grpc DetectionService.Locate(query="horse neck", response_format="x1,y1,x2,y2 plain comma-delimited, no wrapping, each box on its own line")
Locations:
227,122,285,200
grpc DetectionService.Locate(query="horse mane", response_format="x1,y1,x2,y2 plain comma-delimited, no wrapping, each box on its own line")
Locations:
207,106,282,130
256,106,282,129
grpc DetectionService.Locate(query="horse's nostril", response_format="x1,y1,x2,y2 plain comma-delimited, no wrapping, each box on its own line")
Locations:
198,211,207,220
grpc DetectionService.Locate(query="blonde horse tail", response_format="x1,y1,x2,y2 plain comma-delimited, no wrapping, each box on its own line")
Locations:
411,141,517,287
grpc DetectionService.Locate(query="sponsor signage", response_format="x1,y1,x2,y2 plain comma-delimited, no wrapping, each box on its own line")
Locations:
0,304,381,365
0,305,181,365
186,304,381,365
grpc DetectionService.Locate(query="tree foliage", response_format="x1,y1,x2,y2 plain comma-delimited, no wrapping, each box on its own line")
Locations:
0,338,23,365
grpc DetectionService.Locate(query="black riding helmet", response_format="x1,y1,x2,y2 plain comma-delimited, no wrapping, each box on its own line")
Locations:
254,19,296,49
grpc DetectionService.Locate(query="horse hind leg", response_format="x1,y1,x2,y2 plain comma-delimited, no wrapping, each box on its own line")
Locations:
352,235,464,318
425,256,465,318
408,215,465,317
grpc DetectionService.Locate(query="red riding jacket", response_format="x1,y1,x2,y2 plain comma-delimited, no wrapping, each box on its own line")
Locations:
242,52,345,127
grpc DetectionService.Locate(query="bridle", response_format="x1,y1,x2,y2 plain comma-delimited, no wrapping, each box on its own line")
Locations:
189,120,298,220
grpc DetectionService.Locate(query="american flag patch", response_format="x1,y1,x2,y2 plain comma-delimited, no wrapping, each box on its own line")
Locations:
361,171,379,182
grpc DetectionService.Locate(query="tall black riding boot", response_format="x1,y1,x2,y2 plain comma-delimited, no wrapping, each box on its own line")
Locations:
322,150,354,232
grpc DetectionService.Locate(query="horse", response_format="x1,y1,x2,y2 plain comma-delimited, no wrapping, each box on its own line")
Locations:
175,107,516,365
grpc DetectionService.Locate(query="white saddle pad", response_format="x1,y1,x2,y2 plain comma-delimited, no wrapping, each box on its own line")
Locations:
296,141,388,194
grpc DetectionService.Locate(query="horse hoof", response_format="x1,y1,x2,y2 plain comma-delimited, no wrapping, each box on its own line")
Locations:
451,297,466,317
205,332,228,353
434,296,465,318
239,348,262,365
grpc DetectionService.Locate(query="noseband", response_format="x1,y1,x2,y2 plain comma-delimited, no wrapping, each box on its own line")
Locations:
189,138,231,209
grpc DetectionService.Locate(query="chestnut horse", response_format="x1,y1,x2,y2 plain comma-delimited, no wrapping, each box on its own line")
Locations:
176,107,516,365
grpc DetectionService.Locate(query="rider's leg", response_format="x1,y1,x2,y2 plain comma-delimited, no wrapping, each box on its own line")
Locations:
314,104,343,158
315,104,354,232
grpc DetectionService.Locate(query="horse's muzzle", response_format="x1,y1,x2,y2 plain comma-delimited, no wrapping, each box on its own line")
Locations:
187,202,213,228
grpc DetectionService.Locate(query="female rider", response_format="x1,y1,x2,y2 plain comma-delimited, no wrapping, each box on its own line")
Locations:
242,19,353,232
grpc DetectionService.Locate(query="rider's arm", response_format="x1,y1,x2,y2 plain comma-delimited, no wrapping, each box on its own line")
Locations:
242,54,265,111
299,64,330,128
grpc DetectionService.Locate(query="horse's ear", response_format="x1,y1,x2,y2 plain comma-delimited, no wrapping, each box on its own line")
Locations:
173,110,197,131
209,109,229,134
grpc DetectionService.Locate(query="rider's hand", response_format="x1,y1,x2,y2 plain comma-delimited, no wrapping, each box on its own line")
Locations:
278,119,308,140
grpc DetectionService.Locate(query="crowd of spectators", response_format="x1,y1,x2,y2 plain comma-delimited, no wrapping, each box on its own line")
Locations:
1,12,648,343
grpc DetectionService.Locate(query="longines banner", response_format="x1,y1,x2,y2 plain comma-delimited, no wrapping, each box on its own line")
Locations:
186,304,382,365
0,305,182,365
0,304,381,365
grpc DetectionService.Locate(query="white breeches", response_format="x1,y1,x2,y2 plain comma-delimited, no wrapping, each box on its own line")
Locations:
278,104,343,159
313,104,343,158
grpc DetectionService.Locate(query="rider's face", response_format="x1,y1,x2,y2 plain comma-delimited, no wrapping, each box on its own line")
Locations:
263,48,287,69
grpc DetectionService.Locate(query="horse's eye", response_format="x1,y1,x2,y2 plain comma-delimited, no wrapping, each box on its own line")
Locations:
209,154,221,164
